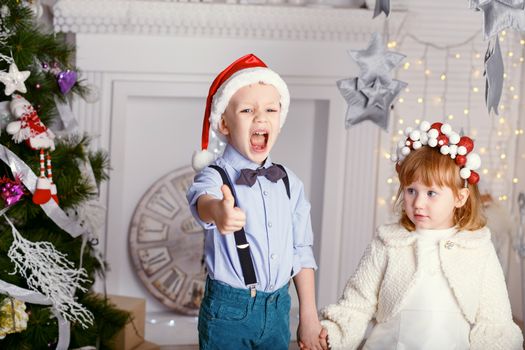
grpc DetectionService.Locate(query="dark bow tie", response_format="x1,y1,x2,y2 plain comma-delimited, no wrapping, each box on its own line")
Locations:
236,164,286,187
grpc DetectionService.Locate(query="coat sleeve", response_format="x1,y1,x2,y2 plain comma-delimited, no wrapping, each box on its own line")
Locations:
470,242,523,350
320,238,387,350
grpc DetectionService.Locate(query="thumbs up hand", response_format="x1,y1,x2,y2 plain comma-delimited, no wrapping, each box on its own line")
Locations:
215,185,246,234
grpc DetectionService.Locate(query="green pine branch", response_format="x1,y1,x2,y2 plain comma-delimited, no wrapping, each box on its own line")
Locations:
0,1,131,347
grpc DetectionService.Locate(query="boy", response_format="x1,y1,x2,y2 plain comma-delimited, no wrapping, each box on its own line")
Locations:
187,54,325,350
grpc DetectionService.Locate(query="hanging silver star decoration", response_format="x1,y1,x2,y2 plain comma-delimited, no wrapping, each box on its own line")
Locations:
338,33,407,131
470,0,525,39
0,63,30,96
361,78,388,109
349,33,405,86
373,0,390,18
339,78,407,131
484,35,504,114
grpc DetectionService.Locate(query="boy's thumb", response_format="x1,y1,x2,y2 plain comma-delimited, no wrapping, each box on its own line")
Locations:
221,185,234,205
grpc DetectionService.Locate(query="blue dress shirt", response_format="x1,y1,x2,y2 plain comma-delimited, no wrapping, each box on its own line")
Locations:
187,145,317,292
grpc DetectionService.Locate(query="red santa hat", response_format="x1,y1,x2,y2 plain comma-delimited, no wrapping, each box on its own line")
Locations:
192,54,290,171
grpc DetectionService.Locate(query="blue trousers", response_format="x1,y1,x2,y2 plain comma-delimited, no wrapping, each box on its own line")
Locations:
198,277,291,350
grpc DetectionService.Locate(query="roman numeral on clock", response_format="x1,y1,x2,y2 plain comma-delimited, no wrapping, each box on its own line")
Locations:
139,247,172,275
146,185,179,219
154,267,185,300
138,215,169,242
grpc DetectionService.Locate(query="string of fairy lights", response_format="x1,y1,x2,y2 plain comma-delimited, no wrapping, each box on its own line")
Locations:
376,30,525,222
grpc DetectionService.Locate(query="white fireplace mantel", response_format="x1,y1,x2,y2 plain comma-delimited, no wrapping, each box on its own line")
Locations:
54,0,405,41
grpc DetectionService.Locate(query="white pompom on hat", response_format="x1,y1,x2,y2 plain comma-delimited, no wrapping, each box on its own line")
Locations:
192,54,290,172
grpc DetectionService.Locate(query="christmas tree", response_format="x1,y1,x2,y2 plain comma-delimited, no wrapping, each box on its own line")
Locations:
0,1,129,348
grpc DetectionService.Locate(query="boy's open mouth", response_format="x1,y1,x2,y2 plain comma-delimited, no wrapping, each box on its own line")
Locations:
250,130,269,151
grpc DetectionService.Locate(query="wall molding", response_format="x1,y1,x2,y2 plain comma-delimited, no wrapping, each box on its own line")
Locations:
53,0,405,41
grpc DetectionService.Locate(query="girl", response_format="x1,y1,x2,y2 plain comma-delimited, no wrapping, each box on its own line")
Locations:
318,121,523,350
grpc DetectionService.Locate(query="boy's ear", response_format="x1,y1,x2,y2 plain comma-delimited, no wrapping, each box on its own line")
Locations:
218,115,230,136
455,187,470,208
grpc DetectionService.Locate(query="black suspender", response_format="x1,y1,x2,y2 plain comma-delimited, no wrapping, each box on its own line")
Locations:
273,163,290,199
209,165,257,290
208,164,290,292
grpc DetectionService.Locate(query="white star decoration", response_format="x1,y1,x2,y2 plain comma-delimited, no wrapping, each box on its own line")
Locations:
0,63,30,96
349,33,405,86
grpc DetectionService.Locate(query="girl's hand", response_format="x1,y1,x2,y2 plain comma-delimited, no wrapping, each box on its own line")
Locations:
319,327,329,350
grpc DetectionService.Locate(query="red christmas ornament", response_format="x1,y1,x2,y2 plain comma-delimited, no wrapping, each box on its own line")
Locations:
468,171,480,185
457,136,474,153
6,95,57,205
431,122,443,132
437,134,449,146
455,155,467,166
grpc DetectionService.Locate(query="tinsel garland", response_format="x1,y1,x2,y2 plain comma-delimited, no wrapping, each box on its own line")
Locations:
0,143,86,237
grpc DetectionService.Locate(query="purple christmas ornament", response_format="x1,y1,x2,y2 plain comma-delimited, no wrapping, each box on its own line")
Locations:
57,69,77,94
0,180,25,206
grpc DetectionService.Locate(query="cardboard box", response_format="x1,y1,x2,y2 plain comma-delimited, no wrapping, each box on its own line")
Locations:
109,294,146,350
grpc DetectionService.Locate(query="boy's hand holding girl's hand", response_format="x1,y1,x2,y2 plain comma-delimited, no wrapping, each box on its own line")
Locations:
297,318,328,350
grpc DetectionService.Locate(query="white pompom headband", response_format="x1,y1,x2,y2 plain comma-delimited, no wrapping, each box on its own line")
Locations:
391,121,481,185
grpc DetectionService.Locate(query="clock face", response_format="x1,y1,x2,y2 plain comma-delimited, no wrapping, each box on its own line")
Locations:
129,166,205,316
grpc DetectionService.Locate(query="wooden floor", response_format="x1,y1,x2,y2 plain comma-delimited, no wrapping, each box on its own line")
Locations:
159,319,525,349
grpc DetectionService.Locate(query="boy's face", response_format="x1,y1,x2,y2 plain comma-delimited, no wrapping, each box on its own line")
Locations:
219,83,281,165
402,180,469,230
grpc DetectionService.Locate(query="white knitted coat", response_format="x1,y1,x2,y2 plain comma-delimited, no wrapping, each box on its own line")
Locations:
320,224,523,350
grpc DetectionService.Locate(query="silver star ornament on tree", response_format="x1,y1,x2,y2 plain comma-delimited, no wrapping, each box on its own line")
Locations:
0,63,30,96
349,32,405,86
470,0,525,39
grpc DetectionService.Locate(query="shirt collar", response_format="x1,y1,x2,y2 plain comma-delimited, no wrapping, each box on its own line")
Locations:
222,144,273,172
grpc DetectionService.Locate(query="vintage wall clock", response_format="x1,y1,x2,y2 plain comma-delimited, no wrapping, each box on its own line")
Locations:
129,166,205,316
